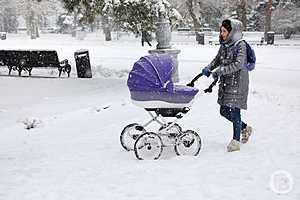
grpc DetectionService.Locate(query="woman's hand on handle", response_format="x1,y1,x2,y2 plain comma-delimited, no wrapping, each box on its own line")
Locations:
202,67,211,77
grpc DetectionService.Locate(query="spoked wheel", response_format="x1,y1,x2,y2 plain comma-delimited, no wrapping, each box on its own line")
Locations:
120,123,146,151
174,130,202,156
159,122,182,135
134,132,163,160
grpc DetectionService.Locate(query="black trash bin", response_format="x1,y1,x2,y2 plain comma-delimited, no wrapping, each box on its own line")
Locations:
74,49,92,78
266,31,275,45
0,32,6,40
196,32,205,45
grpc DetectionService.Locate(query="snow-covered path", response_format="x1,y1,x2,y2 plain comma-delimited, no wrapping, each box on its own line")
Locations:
0,33,299,199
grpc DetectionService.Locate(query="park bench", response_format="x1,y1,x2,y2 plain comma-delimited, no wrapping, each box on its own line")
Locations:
0,50,71,77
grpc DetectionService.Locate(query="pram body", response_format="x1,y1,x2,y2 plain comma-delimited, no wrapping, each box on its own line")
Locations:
121,54,202,160
127,54,199,109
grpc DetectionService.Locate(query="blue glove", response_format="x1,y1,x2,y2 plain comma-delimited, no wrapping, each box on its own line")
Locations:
212,71,219,81
201,67,211,77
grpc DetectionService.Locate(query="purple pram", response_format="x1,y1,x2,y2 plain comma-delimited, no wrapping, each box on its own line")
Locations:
127,54,199,108
121,54,202,160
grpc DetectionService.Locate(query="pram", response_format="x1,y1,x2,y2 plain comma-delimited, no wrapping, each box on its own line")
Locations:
120,54,215,160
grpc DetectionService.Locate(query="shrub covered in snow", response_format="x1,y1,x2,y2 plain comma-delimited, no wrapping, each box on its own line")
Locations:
21,118,42,130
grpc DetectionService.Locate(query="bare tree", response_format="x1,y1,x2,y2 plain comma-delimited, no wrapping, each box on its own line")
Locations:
17,0,44,38
185,0,201,30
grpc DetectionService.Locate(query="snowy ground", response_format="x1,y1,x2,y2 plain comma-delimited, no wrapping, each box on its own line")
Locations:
0,32,300,200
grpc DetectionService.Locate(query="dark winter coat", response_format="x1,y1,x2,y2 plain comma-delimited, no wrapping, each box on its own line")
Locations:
207,19,249,110
142,31,151,42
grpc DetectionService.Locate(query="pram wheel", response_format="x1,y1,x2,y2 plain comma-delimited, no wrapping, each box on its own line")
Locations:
174,130,202,156
120,123,146,151
134,132,163,160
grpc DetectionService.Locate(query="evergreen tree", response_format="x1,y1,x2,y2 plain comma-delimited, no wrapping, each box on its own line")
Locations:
61,0,179,40
113,0,157,34
61,0,110,40
113,0,179,34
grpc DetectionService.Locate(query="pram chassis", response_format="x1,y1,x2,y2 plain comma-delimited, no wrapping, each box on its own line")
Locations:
120,107,202,160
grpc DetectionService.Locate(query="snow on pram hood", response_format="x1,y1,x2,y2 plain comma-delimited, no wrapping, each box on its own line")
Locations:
127,54,174,92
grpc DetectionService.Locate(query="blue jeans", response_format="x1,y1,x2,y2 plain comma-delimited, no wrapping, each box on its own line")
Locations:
220,106,247,141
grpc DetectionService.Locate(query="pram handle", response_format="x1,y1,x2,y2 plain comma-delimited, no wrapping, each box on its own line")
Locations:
187,72,207,87
204,78,218,93
186,72,217,93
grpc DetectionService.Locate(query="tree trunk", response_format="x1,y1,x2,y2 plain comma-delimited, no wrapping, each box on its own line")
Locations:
3,13,8,32
72,11,78,37
36,26,39,38
90,24,94,32
102,15,111,41
26,16,30,35
26,0,31,36
264,0,272,41
237,0,247,31
25,0,38,39
186,0,201,31
30,10,36,39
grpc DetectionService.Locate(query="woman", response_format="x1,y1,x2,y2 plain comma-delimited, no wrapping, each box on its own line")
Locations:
201,19,252,152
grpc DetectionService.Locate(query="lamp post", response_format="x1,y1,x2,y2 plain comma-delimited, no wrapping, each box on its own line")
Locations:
148,0,181,82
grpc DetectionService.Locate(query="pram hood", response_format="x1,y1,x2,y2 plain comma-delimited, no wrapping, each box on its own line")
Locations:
127,54,174,92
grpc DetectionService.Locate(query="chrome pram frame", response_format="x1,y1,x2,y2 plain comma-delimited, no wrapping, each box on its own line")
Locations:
143,107,189,128
141,108,189,144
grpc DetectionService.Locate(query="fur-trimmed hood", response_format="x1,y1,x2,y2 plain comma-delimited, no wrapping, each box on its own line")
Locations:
221,18,243,47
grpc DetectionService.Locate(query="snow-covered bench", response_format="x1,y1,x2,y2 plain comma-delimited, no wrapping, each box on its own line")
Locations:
0,50,71,77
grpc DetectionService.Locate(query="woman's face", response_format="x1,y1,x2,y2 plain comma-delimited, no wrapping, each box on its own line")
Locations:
220,26,229,41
